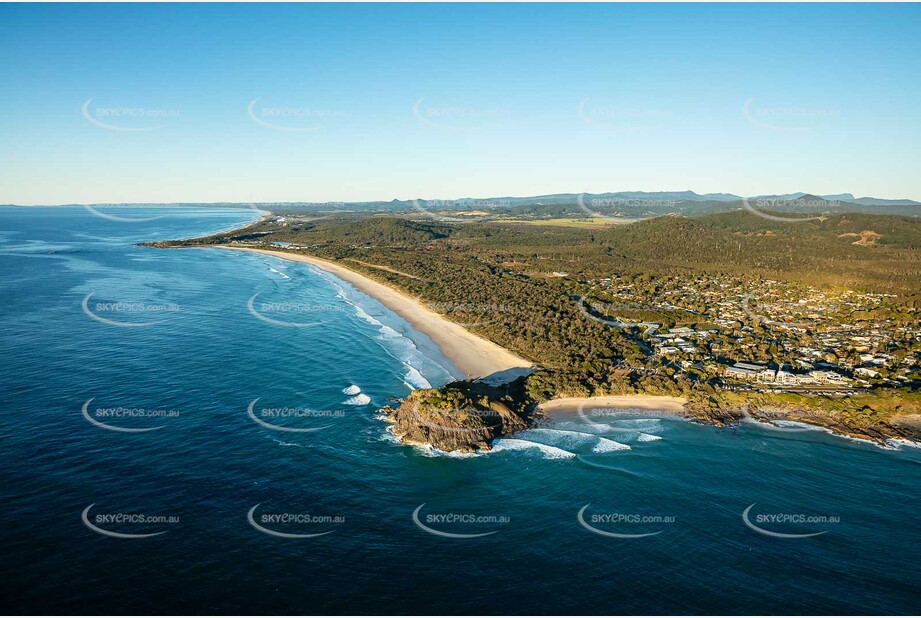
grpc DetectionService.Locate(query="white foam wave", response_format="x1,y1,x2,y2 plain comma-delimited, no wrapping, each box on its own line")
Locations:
749,418,898,450
272,439,308,448
553,425,658,443
403,365,432,390
888,438,921,450
307,265,456,388
268,267,290,280
343,393,371,406
419,444,484,458
343,297,442,388
768,420,823,430
555,421,617,435
592,438,632,452
379,324,403,340
606,418,662,427
352,303,384,327
381,428,484,458
516,428,598,449
491,438,576,459
525,427,598,440
342,384,361,396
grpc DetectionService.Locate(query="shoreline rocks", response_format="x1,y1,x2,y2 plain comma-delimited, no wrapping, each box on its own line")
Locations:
383,379,534,453
386,386,921,453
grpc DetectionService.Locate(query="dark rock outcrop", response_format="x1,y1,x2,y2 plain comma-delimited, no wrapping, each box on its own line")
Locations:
684,397,743,426
384,379,534,453
687,396,921,446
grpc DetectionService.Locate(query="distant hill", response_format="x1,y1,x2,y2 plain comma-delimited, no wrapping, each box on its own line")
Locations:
750,192,921,207
373,190,921,218
5,190,919,217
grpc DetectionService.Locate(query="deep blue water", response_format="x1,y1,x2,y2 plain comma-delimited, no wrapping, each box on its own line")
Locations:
1,206,919,615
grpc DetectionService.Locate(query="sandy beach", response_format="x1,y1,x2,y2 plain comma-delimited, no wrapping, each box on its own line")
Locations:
539,395,688,415
220,246,532,381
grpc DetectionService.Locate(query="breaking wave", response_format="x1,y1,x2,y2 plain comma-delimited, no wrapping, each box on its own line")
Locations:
491,438,577,459
322,275,451,390
402,365,432,390
268,266,290,280
592,438,632,452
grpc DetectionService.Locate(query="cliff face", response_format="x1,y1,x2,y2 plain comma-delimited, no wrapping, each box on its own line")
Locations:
385,378,921,454
745,405,921,444
684,398,743,426
384,380,533,453
686,395,921,445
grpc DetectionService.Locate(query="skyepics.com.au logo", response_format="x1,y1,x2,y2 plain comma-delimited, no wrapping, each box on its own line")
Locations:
743,98,839,133
576,194,662,222
742,503,839,538
574,295,661,333
247,398,345,433
246,97,346,132
247,503,343,538
574,401,680,440
81,398,179,433
741,196,834,223
81,200,259,223
577,504,674,538
408,401,503,437
411,197,509,222
82,202,170,223
82,504,179,539
412,98,508,132
258,200,344,212
411,503,509,539
423,300,511,328
82,97,179,132
246,293,339,327
81,293,179,327
577,98,670,133
575,295,625,328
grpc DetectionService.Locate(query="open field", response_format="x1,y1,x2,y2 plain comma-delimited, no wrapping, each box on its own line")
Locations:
495,217,633,228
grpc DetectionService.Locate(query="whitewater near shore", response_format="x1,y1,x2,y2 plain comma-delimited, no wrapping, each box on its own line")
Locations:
220,247,532,381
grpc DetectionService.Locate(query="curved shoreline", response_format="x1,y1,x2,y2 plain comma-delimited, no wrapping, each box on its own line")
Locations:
219,246,533,381
539,395,688,416
177,209,269,242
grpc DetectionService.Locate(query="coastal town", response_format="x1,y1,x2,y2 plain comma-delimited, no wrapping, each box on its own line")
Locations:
585,275,921,393
152,211,921,451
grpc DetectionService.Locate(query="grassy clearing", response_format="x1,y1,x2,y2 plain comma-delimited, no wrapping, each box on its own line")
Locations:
500,217,634,229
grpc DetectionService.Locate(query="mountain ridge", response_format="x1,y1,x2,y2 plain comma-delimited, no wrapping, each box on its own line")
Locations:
3,191,919,212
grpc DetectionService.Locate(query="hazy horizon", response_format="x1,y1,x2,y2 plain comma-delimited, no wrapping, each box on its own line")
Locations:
1,3,920,205
3,186,921,208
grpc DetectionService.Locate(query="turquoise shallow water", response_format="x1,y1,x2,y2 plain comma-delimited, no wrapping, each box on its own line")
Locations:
1,206,920,614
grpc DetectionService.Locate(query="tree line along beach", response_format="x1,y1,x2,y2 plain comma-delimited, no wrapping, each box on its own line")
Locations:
142,207,921,453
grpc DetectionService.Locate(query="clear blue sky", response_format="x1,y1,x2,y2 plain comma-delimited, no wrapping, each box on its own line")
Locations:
1,3,919,205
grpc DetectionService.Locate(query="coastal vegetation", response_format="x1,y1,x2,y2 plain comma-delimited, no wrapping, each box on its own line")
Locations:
146,209,921,450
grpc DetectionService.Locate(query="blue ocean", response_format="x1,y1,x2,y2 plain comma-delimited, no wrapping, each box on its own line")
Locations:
1,206,919,615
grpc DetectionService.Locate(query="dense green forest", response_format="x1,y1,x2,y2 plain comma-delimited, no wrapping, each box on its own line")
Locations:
149,210,921,412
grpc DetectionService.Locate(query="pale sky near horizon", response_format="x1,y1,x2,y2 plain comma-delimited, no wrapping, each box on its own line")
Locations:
1,3,919,205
